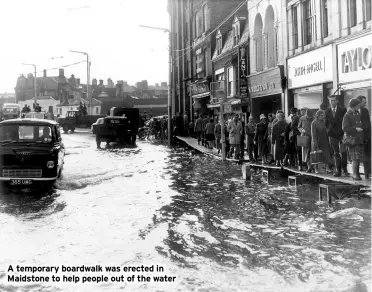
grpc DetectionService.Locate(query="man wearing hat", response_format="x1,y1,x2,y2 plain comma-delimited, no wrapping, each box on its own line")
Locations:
325,95,348,177
254,114,268,163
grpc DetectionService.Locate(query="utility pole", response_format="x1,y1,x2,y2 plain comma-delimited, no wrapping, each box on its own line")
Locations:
139,24,172,148
70,50,91,114
22,63,37,106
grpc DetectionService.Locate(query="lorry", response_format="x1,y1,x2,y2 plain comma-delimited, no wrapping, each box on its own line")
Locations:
1,103,21,121
57,111,105,133
95,107,140,147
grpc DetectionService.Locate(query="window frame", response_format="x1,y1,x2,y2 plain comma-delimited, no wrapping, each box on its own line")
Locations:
322,0,329,38
303,0,316,45
365,0,372,22
292,5,298,49
227,66,234,97
349,0,357,27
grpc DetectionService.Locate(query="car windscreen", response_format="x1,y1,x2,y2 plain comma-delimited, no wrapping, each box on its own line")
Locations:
3,108,18,114
0,124,54,143
108,119,127,124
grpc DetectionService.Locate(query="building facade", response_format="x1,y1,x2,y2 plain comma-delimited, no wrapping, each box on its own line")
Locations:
248,0,287,118
286,0,371,113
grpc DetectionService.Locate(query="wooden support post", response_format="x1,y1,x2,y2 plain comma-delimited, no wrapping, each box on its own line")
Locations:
319,184,332,203
242,164,251,180
262,169,271,184
288,175,301,187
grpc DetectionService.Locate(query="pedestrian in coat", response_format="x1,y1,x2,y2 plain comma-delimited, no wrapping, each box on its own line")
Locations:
194,114,204,145
283,115,302,169
245,116,256,161
357,95,371,179
183,112,189,135
227,114,243,159
271,111,287,166
240,116,245,159
311,110,332,174
214,120,222,154
342,98,364,180
202,114,210,146
264,113,275,159
298,109,314,172
254,114,268,163
205,118,215,149
325,95,349,177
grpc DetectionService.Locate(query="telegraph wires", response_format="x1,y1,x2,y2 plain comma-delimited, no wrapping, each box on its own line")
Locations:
23,60,87,75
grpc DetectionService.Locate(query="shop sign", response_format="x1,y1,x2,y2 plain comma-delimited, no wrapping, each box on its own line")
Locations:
337,34,372,85
191,80,210,96
224,103,231,113
247,66,283,98
238,46,248,98
287,45,333,89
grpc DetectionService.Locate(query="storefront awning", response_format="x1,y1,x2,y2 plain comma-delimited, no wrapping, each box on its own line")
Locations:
192,92,210,99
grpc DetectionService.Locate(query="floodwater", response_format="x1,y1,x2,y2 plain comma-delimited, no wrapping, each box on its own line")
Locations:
0,131,370,292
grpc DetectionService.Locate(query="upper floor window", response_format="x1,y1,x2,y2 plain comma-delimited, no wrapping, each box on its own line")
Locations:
292,6,298,49
322,0,329,37
304,0,316,45
233,23,240,46
203,5,208,31
227,66,234,97
196,13,203,37
217,35,223,55
349,0,357,27
366,0,372,21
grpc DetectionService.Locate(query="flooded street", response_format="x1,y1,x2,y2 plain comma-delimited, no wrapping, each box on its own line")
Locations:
0,131,370,292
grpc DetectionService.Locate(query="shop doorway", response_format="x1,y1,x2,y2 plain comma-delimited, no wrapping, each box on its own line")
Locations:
251,95,281,120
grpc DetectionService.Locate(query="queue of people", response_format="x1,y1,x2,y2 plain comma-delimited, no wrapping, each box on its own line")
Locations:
190,95,370,181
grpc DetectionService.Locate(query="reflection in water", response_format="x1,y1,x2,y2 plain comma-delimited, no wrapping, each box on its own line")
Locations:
0,133,370,292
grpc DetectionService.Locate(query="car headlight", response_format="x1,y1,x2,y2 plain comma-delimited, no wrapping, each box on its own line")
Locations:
47,161,55,169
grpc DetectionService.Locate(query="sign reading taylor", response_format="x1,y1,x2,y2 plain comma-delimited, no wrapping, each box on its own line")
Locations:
247,66,283,98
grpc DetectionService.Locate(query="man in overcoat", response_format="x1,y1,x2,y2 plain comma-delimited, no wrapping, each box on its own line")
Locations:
325,95,349,177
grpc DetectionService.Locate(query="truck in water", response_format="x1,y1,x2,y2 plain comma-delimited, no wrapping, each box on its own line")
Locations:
1,103,21,121
57,111,105,133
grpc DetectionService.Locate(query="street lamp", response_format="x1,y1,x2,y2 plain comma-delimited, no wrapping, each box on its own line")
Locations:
139,24,172,148
22,63,37,106
70,50,91,114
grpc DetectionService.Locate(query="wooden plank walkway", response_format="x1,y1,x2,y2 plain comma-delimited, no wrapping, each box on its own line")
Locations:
176,136,371,188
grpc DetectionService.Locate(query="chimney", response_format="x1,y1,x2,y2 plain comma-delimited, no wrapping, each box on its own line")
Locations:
59,69,64,77
161,82,167,87
99,79,104,86
92,78,97,86
76,78,80,86
43,70,47,77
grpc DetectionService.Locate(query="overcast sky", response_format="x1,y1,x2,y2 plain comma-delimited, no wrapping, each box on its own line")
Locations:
0,0,169,93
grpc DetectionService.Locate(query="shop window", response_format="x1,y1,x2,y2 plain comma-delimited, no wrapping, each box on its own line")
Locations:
322,0,329,37
365,0,371,21
349,0,357,27
203,5,208,32
304,0,316,45
227,67,234,97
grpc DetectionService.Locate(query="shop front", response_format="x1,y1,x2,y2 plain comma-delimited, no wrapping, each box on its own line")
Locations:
247,65,284,120
336,33,371,112
287,44,333,113
191,79,212,117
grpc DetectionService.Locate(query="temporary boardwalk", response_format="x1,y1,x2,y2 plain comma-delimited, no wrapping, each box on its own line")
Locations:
176,136,371,189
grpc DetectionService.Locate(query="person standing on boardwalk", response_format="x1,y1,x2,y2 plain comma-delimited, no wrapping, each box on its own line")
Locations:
202,114,210,147
245,115,256,162
254,114,268,164
214,119,222,154
227,114,243,159
342,98,364,180
205,118,215,149
311,110,332,174
183,112,189,136
240,116,246,159
298,109,314,172
325,95,349,177
194,114,204,145
264,113,275,160
357,95,371,179
271,111,286,166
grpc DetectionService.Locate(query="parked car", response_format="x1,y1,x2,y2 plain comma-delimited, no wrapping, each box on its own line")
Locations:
0,118,65,187
91,118,104,134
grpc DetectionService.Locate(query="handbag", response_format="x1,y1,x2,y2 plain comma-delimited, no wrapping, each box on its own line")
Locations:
310,150,323,164
297,135,310,147
342,133,356,146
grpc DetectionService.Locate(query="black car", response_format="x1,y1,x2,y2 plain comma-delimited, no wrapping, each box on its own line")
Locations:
0,119,65,186
96,116,137,148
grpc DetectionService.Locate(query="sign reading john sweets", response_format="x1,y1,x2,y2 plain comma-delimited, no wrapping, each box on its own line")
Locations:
247,66,283,98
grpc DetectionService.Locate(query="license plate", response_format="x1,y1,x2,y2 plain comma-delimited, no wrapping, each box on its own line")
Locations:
9,179,33,185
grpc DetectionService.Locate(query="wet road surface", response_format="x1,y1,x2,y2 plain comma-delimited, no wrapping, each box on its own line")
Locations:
0,131,370,292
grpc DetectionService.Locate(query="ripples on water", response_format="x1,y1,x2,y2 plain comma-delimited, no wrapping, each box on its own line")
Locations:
0,134,370,292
